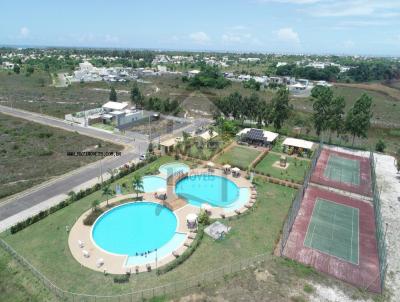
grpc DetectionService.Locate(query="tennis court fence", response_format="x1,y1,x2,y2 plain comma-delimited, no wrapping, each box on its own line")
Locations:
369,152,388,291
279,142,323,255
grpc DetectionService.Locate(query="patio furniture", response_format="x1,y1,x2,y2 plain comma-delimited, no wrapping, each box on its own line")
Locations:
78,240,84,248
186,213,198,229
223,164,231,174
82,250,90,258
207,161,215,172
96,258,104,268
201,203,212,215
232,167,240,177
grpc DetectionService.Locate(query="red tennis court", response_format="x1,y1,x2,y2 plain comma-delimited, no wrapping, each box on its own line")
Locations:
283,185,381,293
311,148,372,197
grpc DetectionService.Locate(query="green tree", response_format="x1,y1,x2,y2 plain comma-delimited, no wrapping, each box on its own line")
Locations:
132,174,144,198
13,64,20,74
109,86,117,102
130,82,144,108
270,87,291,130
26,65,34,75
327,96,345,141
101,185,113,206
312,86,333,137
345,93,373,146
91,199,100,211
375,140,386,152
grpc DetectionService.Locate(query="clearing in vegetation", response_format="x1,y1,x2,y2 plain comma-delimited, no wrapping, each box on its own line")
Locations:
216,145,261,169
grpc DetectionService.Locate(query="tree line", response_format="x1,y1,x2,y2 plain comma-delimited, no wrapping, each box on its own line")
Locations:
213,86,373,146
109,82,181,115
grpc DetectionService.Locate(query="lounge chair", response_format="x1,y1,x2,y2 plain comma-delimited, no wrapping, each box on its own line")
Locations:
96,258,104,268
146,264,151,272
78,240,84,248
234,209,241,215
82,250,90,258
244,203,252,209
172,251,180,258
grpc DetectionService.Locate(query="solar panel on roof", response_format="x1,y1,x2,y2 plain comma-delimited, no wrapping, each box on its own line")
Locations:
246,129,265,141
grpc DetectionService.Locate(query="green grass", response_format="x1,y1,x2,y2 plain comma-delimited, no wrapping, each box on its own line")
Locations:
1,166,295,296
255,152,309,183
0,113,123,200
216,145,261,169
91,123,116,132
0,247,55,301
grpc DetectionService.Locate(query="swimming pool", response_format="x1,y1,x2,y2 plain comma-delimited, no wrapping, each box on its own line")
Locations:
159,162,190,176
142,175,166,193
92,202,180,258
175,174,245,208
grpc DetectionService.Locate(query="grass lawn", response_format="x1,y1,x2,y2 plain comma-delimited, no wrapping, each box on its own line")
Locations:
91,122,116,132
255,152,310,183
0,247,55,301
1,158,295,296
216,145,261,169
0,113,123,200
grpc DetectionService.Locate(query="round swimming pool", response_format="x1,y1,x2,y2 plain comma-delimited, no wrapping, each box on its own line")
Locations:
159,162,190,176
142,175,166,193
175,174,240,207
92,202,177,256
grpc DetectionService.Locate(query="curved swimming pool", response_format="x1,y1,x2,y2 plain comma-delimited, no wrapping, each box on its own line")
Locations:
159,162,190,176
175,174,244,208
92,202,178,256
142,175,166,193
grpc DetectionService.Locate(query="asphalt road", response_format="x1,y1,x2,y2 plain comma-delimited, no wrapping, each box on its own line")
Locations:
0,105,211,225
0,105,149,222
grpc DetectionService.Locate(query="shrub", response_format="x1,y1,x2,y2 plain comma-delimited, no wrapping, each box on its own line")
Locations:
83,209,103,226
113,274,130,283
375,139,386,152
198,209,210,225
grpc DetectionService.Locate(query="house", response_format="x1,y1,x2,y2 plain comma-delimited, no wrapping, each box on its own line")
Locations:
160,137,181,155
289,83,306,94
236,128,279,147
282,137,314,156
102,102,129,113
2,62,14,69
195,130,218,142
188,70,200,78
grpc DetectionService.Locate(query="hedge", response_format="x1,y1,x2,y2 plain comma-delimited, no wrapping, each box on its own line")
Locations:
9,155,159,234
156,226,205,275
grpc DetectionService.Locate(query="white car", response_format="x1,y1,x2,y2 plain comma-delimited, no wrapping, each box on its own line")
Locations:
139,154,146,161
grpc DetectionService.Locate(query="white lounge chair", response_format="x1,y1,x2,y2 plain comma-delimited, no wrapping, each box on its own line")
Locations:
96,258,104,268
82,250,90,258
78,240,84,248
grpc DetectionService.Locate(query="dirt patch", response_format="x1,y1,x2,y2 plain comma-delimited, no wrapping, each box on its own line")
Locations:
335,83,400,102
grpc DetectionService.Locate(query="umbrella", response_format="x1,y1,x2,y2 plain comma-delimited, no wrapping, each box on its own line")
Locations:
186,213,198,223
223,164,231,169
232,167,240,172
201,203,212,212
157,187,166,193
207,162,215,167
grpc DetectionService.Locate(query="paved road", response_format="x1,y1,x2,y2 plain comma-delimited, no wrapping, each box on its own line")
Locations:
0,105,149,224
0,105,136,146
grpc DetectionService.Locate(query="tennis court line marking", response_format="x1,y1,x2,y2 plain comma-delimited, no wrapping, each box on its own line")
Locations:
323,154,361,186
302,198,360,265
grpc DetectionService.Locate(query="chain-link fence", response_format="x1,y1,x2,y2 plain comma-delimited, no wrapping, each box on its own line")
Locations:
0,237,271,302
369,152,387,291
279,142,322,255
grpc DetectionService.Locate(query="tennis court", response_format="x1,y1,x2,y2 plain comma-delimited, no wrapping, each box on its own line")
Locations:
323,155,360,185
304,198,359,264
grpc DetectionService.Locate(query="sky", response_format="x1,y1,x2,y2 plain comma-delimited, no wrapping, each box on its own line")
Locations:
1,0,400,56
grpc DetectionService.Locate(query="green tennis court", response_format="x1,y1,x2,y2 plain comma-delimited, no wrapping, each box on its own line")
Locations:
323,155,360,185
304,199,359,264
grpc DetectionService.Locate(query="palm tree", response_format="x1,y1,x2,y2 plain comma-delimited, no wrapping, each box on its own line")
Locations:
132,174,144,198
91,199,100,212
102,185,113,206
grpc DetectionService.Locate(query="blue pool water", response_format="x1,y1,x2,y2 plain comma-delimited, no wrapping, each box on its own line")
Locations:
92,202,178,256
159,162,190,176
142,175,166,193
175,174,243,208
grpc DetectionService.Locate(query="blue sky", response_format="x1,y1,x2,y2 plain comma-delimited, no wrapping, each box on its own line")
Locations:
1,0,400,55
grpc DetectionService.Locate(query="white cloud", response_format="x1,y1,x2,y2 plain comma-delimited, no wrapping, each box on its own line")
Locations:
20,26,30,37
275,27,300,44
189,31,210,44
104,34,119,44
307,0,400,17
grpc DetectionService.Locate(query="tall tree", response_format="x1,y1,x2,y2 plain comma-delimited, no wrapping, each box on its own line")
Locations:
312,86,333,137
270,87,291,130
109,86,117,102
345,93,373,146
101,185,113,206
130,82,144,108
327,96,346,141
132,174,144,198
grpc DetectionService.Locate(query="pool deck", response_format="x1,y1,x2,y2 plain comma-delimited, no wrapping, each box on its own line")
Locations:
68,167,254,274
